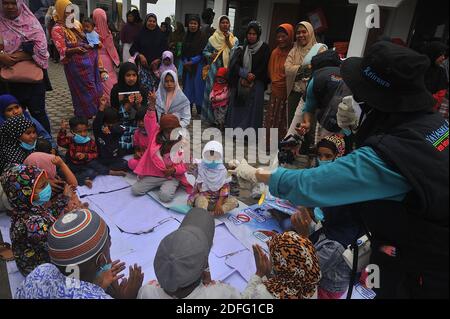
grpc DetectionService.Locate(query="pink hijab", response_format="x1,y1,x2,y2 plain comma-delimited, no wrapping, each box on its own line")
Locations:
0,0,49,69
24,152,57,180
92,8,120,67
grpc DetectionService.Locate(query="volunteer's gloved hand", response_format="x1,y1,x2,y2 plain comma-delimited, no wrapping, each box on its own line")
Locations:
337,96,358,131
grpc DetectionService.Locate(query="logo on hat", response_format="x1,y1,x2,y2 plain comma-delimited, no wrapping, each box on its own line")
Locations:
363,66,391,88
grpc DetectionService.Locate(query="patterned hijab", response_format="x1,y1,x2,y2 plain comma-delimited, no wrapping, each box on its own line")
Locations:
0,116,35,173
0,164,47,213
264,231,321,299
54,0,84,45
323,134,346,158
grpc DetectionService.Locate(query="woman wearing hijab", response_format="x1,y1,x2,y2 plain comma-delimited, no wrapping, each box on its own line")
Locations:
242,232,321,299
182,15,207,114
156,70,191,128
51,0,103,119
130,13,168,73
110,62,148,110
264,24,294,146
285,21,320,126
169,21,186,77
226,21,270,131
202,15,239,124
0,164,73,276
120,9,142,63
92,8,120,105
0,0,52,133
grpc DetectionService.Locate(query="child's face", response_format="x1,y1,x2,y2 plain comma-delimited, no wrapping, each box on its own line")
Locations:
317,147,336,162
32,174,49,202
4,103,23,119
20,126,37,144
164,74,176,92
137,120,145,129
83,22,94,33
125,70,138,86
72,124,89,137
163,58,172,66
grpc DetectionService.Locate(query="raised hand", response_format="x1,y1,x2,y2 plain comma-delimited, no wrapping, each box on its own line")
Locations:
95,260,126,290
60,119,70,131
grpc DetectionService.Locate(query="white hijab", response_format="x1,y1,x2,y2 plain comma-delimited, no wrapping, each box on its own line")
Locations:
196,141,231,192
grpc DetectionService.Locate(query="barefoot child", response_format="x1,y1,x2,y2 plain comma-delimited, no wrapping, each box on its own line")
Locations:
131,91,192,202
188,141,238,217
128,108,149,171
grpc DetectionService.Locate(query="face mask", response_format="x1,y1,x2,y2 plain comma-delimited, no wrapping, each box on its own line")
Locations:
318,159,333,167
95,254,112,279
203,160,222,169
21,140,37,151
313,207,325,222
33,183,52,206
73,134,91,144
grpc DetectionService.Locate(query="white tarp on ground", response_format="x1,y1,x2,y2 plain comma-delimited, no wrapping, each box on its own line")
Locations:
1,175,374,299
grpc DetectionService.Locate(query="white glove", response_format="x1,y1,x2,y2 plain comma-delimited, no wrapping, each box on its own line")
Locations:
337,96,358,131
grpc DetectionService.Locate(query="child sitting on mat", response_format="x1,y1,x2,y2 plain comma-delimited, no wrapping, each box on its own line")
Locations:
188,141,238,217
131,91,192,202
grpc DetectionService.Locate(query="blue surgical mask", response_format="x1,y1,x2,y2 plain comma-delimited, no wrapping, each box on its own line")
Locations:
96,263,112,278
33,183,52,206
318,159,333,167
73,134,91,144
20,140,37,151
203,160,221,169
314,207,325,222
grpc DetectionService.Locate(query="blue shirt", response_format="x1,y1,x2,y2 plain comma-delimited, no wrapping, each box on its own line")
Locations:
15,263,112,299
269,146,412,208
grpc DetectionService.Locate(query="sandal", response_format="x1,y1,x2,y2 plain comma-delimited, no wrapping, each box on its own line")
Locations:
0,242,14,262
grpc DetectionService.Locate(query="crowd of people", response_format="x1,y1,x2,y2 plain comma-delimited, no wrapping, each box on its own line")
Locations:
0,0,448,300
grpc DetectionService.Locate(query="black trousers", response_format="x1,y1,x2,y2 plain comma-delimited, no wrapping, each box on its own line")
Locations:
67,159,110,186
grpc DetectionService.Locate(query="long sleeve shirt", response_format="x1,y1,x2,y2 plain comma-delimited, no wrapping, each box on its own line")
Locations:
269,146,412,208
57,130,98,165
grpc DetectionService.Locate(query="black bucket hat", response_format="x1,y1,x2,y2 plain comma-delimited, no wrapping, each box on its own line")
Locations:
341,41,436,113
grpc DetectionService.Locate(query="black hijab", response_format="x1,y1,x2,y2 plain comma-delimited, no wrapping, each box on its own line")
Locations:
182,15,207,59
422,41,448,94
110,62,148,110
130,14,168,66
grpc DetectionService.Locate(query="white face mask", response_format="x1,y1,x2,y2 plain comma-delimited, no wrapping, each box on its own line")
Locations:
65,5,75,28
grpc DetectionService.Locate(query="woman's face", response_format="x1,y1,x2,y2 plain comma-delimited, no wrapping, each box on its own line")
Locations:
2,0,19,20
146,17,157,30
317,147,336,162
219,18,230,33
436,54,446,66
160,23,167,32
247,28,258,45
188,20,199,33
64,5,75,25
164,74,176,92
127,14,135,24
124,70,138,86
20,126,37,145
296,25,310,46
277,31,289,49
4,103,23,118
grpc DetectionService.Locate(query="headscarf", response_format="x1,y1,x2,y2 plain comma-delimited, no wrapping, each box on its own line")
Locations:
182,15,207,59
0,94,23,125
196,141,231,192
120,10,142,44
422,41,449,94
54,0,84,45
0,164,47,212
208,15,237,67
48,208,109,266
0,0,49,69
156,70,190,123
0,116,35,173
169,21,186,44
93,8,120,67
242,21,264,72
264,232,321,299
318,134,346,158
24,152,57,180
159,50,178,74
110,62,148,109
212,67,228,93
268,24,294,97
285,21,317,96
131,13,168,66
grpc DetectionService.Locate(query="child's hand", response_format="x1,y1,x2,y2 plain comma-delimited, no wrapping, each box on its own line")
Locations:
63,182,75,198
134,149,144,159
290,207,313,238
94,260,126,291
60,119,70,131
148,90,157,110
51,156,64,167
102,126,111,135
163,166,176,177
75,152,86,161
253,244,272,278
136,93,143,105
99,95,108,111
128,94,136,104
247,73,256,82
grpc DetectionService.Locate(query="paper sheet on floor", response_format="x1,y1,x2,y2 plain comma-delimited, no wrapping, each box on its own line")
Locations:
211,225,246,258
76,175,131,198
225,249,256,282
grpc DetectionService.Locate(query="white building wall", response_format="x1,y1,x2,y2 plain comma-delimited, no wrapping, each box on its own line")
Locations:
175,0,205,26
383,0,417,42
